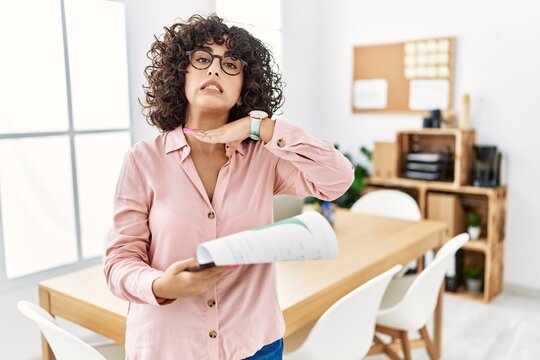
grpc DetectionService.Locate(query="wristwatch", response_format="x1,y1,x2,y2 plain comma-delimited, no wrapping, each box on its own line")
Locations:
248,110,268,140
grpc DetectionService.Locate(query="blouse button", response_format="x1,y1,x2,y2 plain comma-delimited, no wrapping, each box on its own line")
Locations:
277,138,286,148
208,212,215,219
207,299,216,307
209,330,218,338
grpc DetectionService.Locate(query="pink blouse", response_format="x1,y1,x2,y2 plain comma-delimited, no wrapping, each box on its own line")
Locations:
104,120,354,359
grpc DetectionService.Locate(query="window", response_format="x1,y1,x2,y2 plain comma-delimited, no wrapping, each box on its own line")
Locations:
216,0,282,74
0,0,131,286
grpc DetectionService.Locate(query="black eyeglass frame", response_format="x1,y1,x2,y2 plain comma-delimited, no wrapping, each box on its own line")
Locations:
186,49,247,76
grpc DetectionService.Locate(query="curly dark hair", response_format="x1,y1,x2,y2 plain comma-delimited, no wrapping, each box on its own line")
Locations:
139,14,285,132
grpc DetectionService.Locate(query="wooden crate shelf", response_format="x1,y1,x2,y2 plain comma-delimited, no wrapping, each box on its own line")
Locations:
369,176,502,195
367,130,507,304
367,176,506,302
395,129,475,186
445,286,484,302
462,239,488,253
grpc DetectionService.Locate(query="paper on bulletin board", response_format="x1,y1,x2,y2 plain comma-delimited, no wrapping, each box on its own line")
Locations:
409,79,449,110
353,79,388,109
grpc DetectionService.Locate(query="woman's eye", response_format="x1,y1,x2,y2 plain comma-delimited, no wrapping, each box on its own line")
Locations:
196,58,209,63
224,62,238,69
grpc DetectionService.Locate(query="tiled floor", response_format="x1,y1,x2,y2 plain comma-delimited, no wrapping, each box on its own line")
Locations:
367,292,540,360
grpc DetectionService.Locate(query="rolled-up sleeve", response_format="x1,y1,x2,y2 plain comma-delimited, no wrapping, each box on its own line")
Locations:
103,150,170,306
263,120,354,200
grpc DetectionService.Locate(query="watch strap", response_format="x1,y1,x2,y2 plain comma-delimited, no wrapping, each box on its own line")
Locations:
249,117,262,140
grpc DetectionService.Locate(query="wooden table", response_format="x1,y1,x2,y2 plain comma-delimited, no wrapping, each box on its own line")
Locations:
39,209,446,359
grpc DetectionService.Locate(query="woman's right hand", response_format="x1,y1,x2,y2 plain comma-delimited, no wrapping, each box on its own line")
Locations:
152,258,235,301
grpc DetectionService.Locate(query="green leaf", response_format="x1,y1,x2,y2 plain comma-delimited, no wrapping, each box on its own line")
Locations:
329,143,372,208
465,264,484,279
467,211,481,226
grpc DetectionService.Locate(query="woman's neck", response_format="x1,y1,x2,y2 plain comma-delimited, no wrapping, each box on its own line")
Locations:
184,108,229,155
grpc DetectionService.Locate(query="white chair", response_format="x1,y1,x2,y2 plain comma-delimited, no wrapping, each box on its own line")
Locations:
370,233,470,360
351,189,422,221
17,301,124,360
273,194,304,221
284,264,403,360
351,189,424,274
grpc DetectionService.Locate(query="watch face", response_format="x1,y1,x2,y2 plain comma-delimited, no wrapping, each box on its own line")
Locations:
249,110,268,119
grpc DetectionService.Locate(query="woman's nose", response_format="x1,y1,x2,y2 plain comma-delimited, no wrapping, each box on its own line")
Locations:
208,57,221,75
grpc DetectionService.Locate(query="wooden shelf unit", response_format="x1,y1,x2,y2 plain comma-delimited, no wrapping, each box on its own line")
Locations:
462,239,488,253
367,175,506,303
445,286,484,302
396,129,476,186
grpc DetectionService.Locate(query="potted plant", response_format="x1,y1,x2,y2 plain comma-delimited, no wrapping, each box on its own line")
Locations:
464,264,484,293
466,211,481,240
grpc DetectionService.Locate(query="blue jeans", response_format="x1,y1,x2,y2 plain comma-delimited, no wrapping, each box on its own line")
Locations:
243,338,283,360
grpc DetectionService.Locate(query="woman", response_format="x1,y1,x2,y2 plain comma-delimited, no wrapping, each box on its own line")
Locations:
104,14,354,359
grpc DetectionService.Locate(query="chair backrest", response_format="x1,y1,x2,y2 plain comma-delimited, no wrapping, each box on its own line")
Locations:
273,195,304,222
350,190,422,221
379,233,469,331
290,265,403,360
17,301,106,360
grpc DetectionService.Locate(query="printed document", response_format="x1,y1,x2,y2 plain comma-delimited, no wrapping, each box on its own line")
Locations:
196,211,339,266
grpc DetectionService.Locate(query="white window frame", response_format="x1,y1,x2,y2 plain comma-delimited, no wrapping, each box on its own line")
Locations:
0,0,131,293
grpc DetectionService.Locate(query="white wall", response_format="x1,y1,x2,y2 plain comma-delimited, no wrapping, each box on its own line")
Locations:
279,0,319,133
304,0,540,290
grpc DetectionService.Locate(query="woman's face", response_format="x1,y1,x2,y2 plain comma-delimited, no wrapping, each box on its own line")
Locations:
184,41,244,114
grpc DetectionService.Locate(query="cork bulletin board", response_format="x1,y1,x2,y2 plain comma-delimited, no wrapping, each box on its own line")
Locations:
352,37,455,115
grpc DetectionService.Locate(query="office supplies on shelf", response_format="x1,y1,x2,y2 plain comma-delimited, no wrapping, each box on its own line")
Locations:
423,109,443,128
404,151,453,181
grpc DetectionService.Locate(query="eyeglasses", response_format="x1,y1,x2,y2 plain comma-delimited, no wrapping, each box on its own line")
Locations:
187,49,247,76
